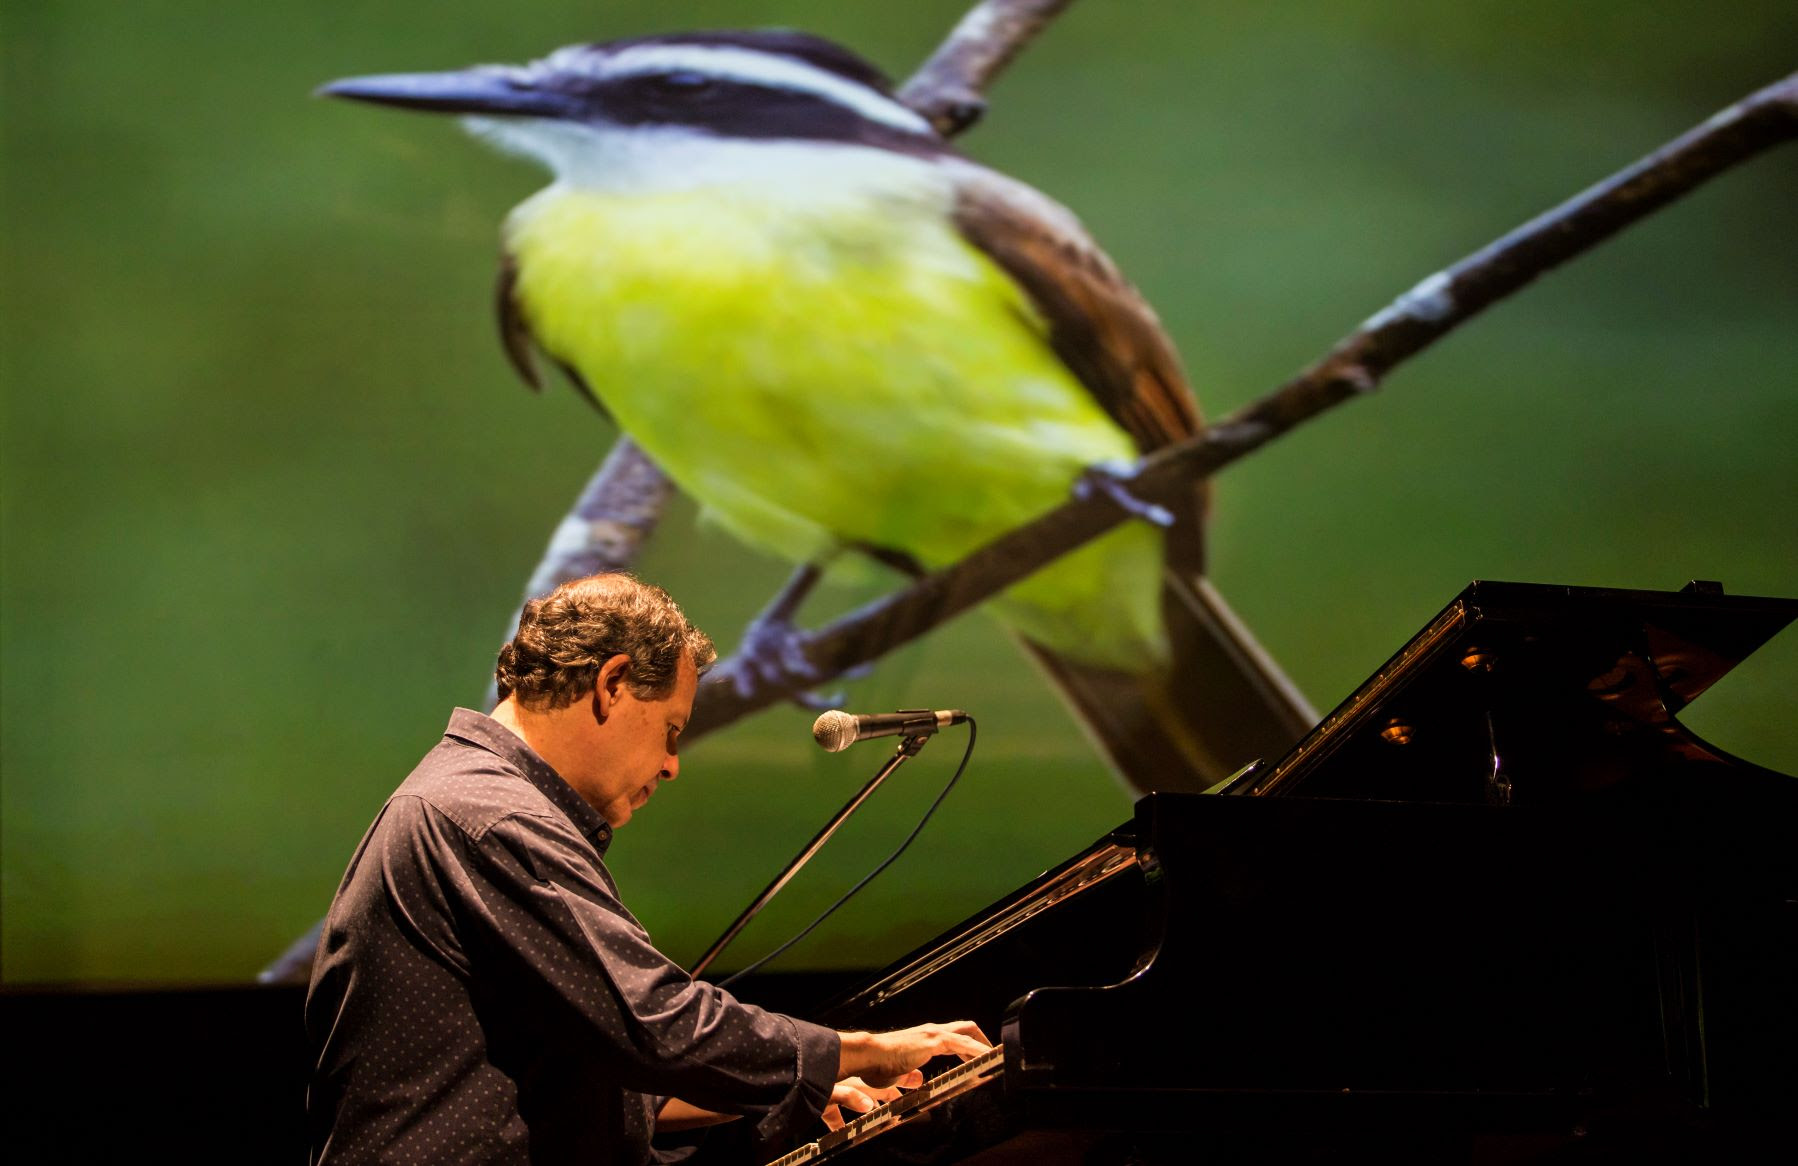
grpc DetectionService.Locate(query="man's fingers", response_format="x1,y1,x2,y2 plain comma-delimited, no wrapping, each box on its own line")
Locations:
830,1082,877,1114
844,1075,909,1102
931,1021,993,1061
822,1080,872,1132
947,1020,992,1048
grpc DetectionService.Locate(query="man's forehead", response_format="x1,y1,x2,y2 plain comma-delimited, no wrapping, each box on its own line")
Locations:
670,656,700,712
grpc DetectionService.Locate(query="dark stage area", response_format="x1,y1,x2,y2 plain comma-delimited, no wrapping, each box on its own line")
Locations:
2,983,309,1163
0,972,866,1164
4,953,1793,1165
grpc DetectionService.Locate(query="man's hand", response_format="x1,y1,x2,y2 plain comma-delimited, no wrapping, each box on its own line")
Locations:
836,1021,991,1090
820,1076,909,1132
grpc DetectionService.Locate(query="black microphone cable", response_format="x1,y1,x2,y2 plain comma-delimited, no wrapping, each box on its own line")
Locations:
716,717,977,990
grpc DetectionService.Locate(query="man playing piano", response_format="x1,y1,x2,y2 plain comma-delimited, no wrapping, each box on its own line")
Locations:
306,573,990,1164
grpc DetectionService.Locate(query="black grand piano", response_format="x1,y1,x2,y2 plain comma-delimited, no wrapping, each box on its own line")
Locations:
752,580,1798,1165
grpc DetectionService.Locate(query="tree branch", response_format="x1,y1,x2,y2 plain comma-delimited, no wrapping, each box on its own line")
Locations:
686,69,1798,740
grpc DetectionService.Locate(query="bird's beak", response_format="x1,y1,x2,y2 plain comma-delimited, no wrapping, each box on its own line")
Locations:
317,68,580,119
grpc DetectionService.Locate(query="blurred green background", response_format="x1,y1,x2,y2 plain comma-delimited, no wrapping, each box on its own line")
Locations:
3,0,1795,985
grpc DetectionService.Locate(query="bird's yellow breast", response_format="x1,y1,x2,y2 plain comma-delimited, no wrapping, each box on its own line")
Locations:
504,181,1164,666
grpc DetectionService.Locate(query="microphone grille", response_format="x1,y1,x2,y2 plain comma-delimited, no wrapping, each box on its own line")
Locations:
811,710,857,752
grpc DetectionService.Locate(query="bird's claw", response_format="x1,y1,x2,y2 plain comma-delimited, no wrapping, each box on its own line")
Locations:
729,612,857,710
1073,460,1175,527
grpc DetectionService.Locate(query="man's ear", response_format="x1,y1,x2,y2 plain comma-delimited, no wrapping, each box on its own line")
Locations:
592,653,634,717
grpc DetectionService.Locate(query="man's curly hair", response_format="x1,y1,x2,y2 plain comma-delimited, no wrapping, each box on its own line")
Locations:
494,574,716,710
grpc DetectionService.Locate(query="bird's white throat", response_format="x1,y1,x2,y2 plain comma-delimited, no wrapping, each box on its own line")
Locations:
464,116,950,206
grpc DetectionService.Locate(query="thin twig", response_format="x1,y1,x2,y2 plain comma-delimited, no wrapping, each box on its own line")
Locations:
898,0,1077,135
685,70,1798,740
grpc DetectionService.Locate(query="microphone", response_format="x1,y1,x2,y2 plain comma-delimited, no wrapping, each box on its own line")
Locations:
812,708,968,752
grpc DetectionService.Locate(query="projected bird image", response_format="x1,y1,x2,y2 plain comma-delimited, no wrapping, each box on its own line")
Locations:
323,30,1315,793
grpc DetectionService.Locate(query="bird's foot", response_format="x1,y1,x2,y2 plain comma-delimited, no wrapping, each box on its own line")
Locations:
727,565,861,710
1073,460,1175,527
730,616,852,711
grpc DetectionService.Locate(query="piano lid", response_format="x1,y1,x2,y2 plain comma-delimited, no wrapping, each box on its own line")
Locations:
1232,579,1798,803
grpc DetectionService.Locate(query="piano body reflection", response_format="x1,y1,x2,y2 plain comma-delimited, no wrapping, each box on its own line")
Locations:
759,580,1798,1164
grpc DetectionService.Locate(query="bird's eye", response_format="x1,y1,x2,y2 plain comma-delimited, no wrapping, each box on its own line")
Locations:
655,71,713,93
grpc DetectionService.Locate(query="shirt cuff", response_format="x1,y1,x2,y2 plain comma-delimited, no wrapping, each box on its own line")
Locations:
752,1016,841,1151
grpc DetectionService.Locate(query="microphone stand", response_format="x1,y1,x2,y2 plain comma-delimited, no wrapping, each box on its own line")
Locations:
690,733,932,979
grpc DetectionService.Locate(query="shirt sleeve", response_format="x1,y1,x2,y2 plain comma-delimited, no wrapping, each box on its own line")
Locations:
417,799,840,1149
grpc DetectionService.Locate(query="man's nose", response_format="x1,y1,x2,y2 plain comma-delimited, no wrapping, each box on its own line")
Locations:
662,754,680,781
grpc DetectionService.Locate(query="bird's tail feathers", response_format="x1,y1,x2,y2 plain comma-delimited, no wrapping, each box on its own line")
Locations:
1019,575,1316,795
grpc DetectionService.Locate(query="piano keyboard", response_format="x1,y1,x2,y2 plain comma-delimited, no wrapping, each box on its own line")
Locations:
764,1046,1005,1166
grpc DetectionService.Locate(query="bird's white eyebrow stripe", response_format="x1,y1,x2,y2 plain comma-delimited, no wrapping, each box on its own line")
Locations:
550,43,932,135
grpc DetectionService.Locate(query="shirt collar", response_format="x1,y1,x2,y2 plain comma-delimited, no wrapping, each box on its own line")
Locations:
443,707,615,854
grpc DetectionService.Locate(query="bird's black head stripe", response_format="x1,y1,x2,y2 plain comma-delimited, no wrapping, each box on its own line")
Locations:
586,30,896,96
559,73,946,157
527,31,947,155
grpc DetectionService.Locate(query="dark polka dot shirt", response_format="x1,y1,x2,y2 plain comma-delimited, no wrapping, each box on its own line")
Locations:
306,709,839,1164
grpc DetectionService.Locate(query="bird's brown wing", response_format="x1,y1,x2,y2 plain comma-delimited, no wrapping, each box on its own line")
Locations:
950,160,1314,791
947,160,1202,453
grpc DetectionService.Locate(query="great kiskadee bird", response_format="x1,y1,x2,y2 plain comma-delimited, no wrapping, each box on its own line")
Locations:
323,30,1316,793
